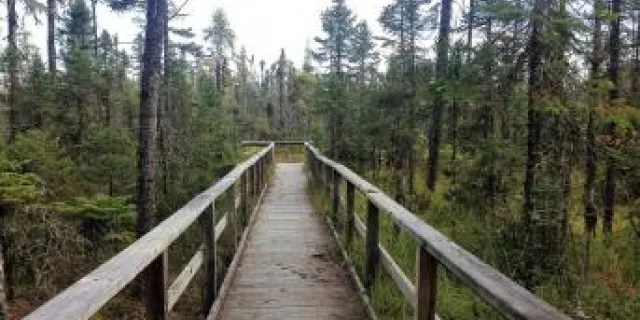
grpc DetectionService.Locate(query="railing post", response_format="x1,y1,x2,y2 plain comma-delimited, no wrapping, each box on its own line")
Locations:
416,246,438,320
241,171,248,227
248,163,255,208
228,182,238,249
201,203,217,317
332,169,340,218
345,182,355,249
364,199,380,294
144,250,169,320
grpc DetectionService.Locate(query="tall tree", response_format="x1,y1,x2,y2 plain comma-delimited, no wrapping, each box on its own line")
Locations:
7,0,19,142
426,0,453,190
47,0,57,75
603,0,623,237
584,0,604,276
314,0,355,159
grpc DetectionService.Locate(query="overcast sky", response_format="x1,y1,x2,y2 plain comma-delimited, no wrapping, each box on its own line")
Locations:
20,0,386,67
21,0,466,67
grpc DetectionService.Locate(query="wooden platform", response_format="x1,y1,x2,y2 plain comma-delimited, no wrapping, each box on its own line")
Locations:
217,163,368,320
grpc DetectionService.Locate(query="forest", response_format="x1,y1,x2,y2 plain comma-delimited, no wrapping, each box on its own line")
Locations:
1,0,640,319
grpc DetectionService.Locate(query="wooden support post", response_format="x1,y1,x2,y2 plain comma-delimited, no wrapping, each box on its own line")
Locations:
201,203,217,317
345,182,355,249
248,164,255,209
144,250,169,320
416,246,438,320
364,199,379,294
325,164,331,191
240,172,248,228
332,169,340,218
227,183,238,249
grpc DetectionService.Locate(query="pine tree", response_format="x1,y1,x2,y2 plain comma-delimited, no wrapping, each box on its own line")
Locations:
426,0,453,190
314,0,355,159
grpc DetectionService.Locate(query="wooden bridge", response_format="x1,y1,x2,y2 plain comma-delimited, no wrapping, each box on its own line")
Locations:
25,142,570,320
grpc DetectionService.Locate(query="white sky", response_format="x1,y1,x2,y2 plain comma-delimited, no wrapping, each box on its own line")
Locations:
22,0,389,67
18,0,470,67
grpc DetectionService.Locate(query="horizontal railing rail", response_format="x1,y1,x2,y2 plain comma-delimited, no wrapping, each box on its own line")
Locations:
305,143,570,320
26,143,275,320
240,140,310,147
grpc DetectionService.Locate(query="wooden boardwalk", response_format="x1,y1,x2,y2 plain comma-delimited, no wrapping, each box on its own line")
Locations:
217,163,368,320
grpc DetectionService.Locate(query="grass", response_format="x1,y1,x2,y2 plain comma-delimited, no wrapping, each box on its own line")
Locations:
307,153,640,319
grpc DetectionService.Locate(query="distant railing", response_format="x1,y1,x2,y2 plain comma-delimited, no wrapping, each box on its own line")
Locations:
305,143,570,320
26,144,275,320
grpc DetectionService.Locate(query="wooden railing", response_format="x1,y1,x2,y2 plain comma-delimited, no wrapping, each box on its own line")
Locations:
26,143,275,320
305,143,570,320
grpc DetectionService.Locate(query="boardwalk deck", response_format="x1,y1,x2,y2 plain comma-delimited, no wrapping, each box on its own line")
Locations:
217,163,368,320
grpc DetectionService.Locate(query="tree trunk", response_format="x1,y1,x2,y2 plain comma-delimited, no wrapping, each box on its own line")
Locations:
584,0,603,277
426,0,452,191
138,0,166,317
7,0,18,142
522,0,545,290
159,0,170,199
0,242,8,319
91,0,98,56
466,0,474,62
137,0,165,237
603,0,622,237
47,0,56,75
0,205,11,317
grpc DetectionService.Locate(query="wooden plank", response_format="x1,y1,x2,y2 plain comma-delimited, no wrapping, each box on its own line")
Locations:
217,164,367,320
364,199,379,294
144,250,169,320
345,182,355,249
201,204,217,317
206,185,268,320
167,247,203,310
354,215,417,309
24,144,274,320
325,216,379,320
416,246,438,320
306,143,570,320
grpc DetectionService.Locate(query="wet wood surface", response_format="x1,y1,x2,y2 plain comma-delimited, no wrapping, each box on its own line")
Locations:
217,163,367,320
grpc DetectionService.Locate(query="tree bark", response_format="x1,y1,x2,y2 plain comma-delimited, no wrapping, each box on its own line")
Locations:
91,0,98,57
0,205,10,317
137,0,165,237
522,0,545,290
584,0,603,277
138,0,166,317
426,0,452,190
603,0,622,237
47,0,57,75
7,0,18,142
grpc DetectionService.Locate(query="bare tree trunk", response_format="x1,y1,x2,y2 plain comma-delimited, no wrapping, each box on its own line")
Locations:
47,0,56,75
603,0,622,238
466,0,475,62
426,0,452,190
91,0,98,56
7,0,18,142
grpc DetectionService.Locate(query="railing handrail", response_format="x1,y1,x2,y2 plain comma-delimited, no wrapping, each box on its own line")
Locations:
305,143,570,320
240,140,310,147
26,143,275,320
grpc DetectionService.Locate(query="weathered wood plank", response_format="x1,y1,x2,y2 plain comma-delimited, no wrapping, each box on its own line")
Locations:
306,143,570,320
24,144,274,320
168,247,203,310
207,184,268,320
217,164,367,320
